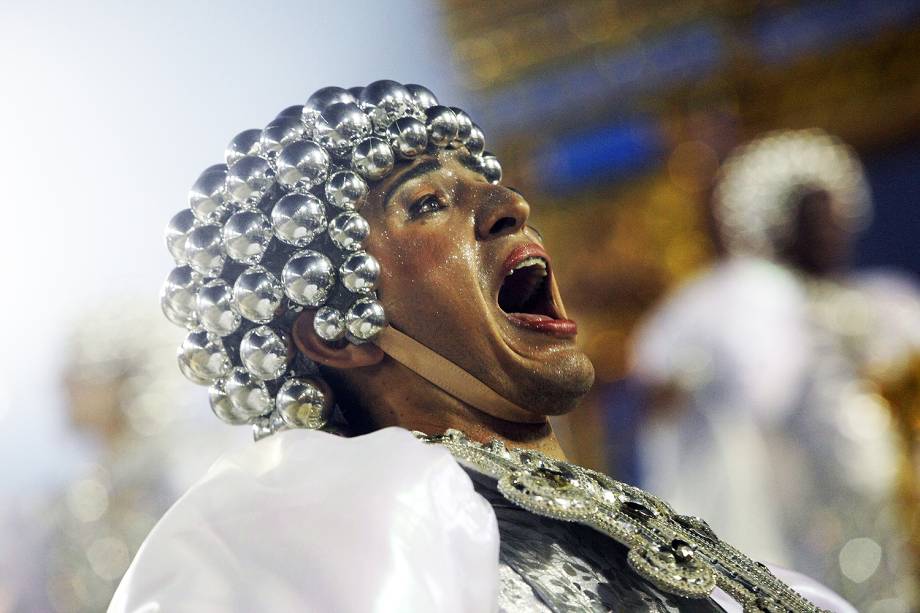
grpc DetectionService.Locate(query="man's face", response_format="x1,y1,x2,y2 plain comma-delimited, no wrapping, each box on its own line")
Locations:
782,188,852,276
358,149,594,419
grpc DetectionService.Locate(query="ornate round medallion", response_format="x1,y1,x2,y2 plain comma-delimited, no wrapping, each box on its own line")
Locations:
498,466,597,521
627,541,716,598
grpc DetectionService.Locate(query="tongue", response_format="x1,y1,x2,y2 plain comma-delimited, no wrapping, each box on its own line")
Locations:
507,312,554,322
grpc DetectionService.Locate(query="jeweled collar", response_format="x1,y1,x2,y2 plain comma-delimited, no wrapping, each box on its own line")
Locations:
414,429,828,613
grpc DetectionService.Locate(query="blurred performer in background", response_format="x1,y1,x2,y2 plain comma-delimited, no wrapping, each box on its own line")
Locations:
111,82,853,612
630,129,920,611
6,301,233,613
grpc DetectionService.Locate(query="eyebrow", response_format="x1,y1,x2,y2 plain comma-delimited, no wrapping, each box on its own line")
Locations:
382,159,442,209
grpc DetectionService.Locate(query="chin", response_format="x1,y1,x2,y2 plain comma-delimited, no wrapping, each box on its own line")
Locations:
511,351,595,417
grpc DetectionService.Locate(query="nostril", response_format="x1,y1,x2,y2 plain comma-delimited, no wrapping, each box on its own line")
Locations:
489,216,518,236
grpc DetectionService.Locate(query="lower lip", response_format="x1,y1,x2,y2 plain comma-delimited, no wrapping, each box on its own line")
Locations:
505,313,578,337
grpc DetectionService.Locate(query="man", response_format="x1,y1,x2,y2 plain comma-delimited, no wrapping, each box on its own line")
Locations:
113,84,851,612
630,129,920,610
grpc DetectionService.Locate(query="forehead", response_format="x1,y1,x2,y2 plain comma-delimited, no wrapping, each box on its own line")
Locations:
368,149,484,201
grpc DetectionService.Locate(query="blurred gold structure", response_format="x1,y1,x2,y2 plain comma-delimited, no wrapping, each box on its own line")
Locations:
44,301,186,613
442,0,920,468
877,355,920,597
5,300,234,613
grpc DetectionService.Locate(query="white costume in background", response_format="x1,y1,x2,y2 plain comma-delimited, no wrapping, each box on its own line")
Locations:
110,427,853,613
632,257,920,609
632,258,808,565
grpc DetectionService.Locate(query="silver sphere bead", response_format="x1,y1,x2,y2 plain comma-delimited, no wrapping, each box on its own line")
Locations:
202,163,228,174
209,379,250,425
240,325,291,381
406,84,439,111
327,211,370,251
466,124,485,157
165,208,198,264
276,377,331,429
480,153,502,184
185,223,225,277
340,251,380,293
222,209,272,265
225,129,263,166
449,107,473,147
345,298,387,340
233,265,283,324
188,166,229,223
281,250,336,307
224,366,273,418
314,102,371,159
352,137,394,181
252,412,289,440
313,306,346,341
302,86,357,127
359,80,413,132
347,86,364,99
177,329,231,385
196,278,241,337
275,105,304,121
226,155,275,207
252,415,274,441
161,265,202,328
269,411,289,434
387,116,428,158
271,193,326,247
324,171,368,210
260,116,307,161
425,106,459,147
276,140,329,193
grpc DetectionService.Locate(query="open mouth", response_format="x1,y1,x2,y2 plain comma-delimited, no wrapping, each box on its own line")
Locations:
497,247,577,338
499,256,555,317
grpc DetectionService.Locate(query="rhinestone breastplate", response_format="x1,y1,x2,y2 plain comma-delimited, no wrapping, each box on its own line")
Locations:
414,429,829,613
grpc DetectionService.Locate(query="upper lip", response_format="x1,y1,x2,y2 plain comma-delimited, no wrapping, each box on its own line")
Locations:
500,243,552,279
495,243,563,320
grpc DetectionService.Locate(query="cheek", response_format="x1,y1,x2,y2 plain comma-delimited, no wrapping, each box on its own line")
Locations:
371,216,480,302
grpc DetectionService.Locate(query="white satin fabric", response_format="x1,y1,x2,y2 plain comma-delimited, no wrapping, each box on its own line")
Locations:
108,427,499,613
109,426,853,613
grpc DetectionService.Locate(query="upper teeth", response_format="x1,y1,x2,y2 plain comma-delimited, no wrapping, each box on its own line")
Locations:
508,257,548,276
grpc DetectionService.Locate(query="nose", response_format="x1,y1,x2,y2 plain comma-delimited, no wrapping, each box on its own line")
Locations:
475,186,530,240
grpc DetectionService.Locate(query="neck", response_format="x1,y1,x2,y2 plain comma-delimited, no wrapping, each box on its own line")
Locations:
412,405,567,461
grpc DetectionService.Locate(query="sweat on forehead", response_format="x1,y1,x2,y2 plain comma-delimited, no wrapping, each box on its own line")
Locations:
161,81,504,440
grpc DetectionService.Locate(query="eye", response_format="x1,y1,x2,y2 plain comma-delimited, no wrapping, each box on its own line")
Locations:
408,194,446,220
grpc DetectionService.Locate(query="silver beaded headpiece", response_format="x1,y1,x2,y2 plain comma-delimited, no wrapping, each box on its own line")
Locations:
713,128,871,258
160,81,502,440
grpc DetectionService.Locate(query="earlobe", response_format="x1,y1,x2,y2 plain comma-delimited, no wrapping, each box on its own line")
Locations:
292,311,385,369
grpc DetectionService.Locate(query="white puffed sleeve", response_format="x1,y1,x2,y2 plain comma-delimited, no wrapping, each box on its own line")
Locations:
108,427,499,613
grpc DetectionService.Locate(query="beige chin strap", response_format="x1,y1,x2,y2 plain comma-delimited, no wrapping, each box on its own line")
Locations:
372,325,538,423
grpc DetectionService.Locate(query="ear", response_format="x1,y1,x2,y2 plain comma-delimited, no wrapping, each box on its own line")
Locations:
292,310,384,369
